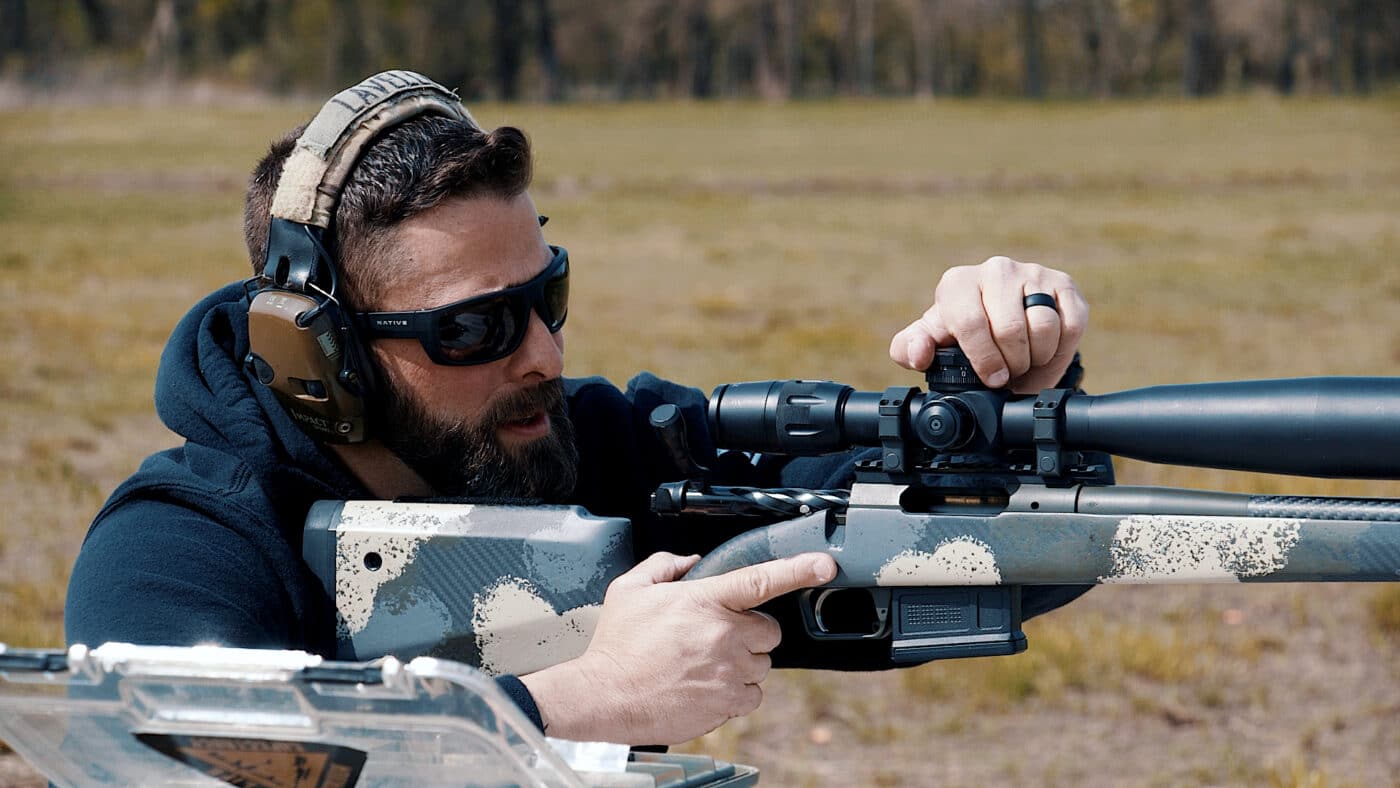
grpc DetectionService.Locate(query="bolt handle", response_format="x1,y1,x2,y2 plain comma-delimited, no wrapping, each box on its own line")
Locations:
650,404,710,481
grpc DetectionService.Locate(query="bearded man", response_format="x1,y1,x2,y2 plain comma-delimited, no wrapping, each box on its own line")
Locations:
65,73,1091,746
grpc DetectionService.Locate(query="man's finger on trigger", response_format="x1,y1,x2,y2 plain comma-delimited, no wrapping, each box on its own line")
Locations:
703,553,837,611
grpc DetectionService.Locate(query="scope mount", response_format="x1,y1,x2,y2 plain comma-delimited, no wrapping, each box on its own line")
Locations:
858,346,1089,486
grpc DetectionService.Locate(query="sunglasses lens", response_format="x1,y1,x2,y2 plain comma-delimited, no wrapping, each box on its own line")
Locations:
436,296,519,364
543,263,569,330
409,248,569,365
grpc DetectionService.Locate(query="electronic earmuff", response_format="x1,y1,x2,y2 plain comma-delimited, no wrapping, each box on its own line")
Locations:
243,70,476,444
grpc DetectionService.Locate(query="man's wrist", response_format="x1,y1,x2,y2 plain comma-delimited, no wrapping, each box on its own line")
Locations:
520,657,622,743
493,674,545,732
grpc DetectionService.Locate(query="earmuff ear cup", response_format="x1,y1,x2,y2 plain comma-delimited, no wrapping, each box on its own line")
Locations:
246,290,368,443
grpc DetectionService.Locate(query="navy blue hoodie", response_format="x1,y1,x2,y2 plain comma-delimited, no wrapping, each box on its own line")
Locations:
66,283,1090,729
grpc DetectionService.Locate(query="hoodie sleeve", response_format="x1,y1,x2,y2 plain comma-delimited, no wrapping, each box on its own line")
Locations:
66,497,302,649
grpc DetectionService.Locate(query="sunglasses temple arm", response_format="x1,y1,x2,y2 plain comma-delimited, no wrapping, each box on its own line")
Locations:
355,314,425,339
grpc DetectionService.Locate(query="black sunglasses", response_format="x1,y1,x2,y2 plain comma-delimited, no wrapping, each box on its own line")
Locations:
357,245,569,366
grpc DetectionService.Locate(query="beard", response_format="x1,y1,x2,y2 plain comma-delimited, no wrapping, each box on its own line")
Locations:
377,376,579,502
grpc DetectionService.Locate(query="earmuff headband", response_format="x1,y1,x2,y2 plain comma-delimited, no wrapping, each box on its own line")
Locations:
269,70,476,228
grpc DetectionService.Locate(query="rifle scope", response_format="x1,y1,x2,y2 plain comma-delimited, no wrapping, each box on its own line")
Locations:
708,376,1400,479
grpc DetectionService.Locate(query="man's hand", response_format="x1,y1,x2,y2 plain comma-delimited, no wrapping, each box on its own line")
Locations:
889,256,1088,393
520,551,838,745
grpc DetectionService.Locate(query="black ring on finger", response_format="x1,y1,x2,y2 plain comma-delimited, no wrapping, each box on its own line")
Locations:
1023,292,1059,313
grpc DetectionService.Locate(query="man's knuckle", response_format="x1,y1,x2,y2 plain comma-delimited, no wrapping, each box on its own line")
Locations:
969,346,1004,368
990,317,1027,340
937,266,974,295
743,685,764,715
712,660,734,682
743,572,771,604
749,629,780,655
942,264,976,283
764,618,782,644
1030,329,1060,350
946,310,985,336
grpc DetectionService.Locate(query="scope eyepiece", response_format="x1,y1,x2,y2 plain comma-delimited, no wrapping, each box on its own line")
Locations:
710,380,873,455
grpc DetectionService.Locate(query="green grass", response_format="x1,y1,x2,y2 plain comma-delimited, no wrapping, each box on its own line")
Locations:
2,95,1399,783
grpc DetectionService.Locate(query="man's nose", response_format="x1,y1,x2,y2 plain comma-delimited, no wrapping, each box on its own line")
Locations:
509,309,564,382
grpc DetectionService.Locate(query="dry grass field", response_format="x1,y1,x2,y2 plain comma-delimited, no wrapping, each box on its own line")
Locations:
1,95,1398,786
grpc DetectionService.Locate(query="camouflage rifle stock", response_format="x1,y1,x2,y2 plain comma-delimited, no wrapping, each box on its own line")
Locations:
304,349,1400,675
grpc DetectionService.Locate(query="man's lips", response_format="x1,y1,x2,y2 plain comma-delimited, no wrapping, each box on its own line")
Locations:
497,409,551,439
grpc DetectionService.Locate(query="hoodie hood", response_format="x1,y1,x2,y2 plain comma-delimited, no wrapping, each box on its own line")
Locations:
71,282,367,659
135,282,364,531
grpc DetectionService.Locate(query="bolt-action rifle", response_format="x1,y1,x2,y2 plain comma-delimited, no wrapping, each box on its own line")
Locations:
303,350,1400,676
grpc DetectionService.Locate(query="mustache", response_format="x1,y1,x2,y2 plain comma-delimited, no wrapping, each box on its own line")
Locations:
477,378,567,429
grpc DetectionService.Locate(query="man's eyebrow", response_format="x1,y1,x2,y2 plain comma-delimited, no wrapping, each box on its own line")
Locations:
415,280,452,306
402,251,552,308
500,252,554,289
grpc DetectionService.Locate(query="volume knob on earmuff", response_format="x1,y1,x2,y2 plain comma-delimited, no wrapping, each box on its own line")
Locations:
338,368,362,396
245,353,276,385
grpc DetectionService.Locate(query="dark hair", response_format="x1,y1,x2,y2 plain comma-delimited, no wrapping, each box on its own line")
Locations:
243,115,534,309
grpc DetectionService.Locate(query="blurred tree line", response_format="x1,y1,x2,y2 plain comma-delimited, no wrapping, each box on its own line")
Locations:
0,0,1395,99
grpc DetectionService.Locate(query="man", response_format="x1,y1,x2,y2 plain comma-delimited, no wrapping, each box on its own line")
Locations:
65,75,1090,747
